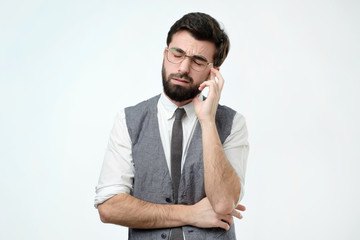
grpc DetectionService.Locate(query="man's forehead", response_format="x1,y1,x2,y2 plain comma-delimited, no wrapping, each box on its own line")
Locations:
169,30,215,58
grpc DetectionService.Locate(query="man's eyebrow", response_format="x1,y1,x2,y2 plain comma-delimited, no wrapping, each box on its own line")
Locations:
170,47,185,53
171,47,208,62
192,55,208,62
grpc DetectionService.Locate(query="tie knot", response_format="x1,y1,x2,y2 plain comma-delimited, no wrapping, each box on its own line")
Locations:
174,108,186,121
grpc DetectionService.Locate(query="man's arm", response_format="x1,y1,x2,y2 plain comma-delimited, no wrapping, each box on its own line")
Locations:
193,68,244,215
98,193,244,230
97,95,246,229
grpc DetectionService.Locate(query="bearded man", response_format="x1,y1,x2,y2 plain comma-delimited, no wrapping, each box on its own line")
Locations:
95,12,249,240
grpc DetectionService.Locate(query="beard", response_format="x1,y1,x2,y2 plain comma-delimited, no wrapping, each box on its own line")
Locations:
161,64,202,102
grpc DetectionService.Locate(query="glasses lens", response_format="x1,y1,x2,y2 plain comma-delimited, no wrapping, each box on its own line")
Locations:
167,48,184,64
191,58,207,71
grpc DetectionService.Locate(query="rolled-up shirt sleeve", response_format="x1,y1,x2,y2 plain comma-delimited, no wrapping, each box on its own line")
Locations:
223,112,249,204
94,109,134,208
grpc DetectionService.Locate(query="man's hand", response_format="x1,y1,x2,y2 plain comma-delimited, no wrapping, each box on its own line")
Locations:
189,197,246,231
193,68,224,123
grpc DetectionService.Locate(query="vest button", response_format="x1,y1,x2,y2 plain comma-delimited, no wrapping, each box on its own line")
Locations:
161,233,167,239
165,198,171,203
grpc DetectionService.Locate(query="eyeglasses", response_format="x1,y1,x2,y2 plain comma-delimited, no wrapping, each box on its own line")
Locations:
165,47,213,72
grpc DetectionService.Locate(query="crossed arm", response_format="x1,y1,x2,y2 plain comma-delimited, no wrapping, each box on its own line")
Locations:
97,68,247,230
98,194,245,230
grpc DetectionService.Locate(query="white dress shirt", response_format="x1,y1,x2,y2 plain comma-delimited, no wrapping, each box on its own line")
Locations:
95,93,249,208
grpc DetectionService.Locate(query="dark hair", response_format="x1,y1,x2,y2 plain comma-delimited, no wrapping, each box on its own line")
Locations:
166,12,230,67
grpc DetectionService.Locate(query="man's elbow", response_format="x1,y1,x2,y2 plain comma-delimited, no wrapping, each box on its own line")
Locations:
213,200,236,215
98,203,111,223
97,194,129,225
212,192,240,214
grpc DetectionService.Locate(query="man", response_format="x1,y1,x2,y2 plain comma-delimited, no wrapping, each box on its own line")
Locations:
95,12,249,240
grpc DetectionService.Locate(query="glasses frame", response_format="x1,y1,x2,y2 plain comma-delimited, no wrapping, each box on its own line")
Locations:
165,47,213,72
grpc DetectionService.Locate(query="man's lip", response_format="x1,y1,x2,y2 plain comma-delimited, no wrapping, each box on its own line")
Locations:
172,78,190,84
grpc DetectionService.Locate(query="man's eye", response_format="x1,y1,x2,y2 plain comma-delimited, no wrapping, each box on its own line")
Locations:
171,51,183,58
193,59,206,66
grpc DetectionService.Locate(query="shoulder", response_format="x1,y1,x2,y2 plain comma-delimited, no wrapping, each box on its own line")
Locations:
216,104,237,118
124,95,160,142
215,104,238,127
125,95,161,114
215,104,237,143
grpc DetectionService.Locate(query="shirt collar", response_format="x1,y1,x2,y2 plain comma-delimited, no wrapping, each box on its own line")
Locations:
159,92,202,121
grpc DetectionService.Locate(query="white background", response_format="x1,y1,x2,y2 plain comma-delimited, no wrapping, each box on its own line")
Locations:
1,0,359,239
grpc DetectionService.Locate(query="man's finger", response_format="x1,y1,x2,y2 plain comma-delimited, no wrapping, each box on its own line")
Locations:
231,209,243,219
221,215,234,226
218,220,230,231
211,68,224,92
235,204,246,211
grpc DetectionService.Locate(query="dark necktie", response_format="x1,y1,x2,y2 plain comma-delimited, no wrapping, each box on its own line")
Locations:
170,108,185,240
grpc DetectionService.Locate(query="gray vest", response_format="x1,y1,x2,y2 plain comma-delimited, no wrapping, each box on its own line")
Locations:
125,95,237,240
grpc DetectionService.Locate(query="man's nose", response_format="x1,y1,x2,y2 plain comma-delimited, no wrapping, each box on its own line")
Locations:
178,57,192,74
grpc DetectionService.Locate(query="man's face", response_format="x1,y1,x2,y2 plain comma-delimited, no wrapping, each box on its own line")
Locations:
162,30,216,103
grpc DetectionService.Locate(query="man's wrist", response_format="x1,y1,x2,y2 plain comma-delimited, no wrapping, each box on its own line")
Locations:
199,119,216,128
174,204,193,226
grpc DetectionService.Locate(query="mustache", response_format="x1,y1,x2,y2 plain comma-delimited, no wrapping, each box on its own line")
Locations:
168,73,193,83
